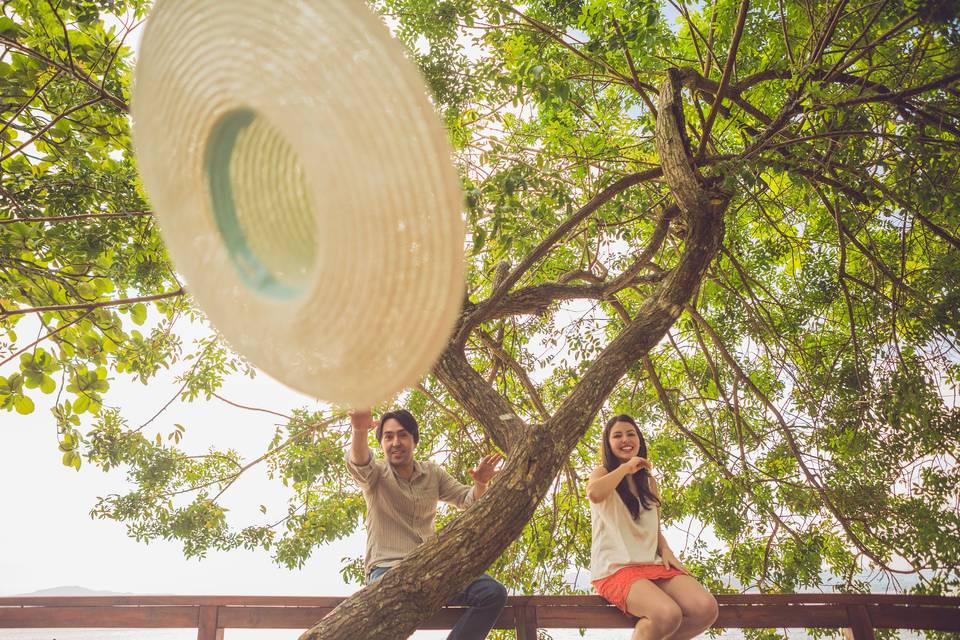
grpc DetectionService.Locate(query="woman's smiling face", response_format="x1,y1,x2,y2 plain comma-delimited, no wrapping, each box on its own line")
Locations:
608,421,640,462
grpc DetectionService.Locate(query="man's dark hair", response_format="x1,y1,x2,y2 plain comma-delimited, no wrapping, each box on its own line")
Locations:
377,409,420,444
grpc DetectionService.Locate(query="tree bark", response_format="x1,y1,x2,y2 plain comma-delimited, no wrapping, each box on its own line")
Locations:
298,68,729,640
433,345,525,452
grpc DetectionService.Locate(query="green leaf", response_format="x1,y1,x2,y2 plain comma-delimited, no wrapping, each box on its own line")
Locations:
73,395,90,414
0,17,20,38
14,395,35,415
473,228,486,253
131,303,147,325
40,375,56,394
61,451,81,470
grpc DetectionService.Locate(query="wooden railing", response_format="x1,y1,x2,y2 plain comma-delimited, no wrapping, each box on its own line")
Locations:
2,594,958,639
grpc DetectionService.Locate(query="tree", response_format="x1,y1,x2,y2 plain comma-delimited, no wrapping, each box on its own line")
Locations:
1,0,958,638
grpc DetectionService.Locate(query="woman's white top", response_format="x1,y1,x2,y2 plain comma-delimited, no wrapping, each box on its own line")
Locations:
590,486,661,580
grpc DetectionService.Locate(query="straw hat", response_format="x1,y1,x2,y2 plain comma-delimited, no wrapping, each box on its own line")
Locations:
132,0,465,407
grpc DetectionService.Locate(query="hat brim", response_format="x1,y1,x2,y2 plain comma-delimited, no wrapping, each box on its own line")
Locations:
132,0,465,407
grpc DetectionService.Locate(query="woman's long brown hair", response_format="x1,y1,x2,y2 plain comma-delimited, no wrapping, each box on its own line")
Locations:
601,414,659,519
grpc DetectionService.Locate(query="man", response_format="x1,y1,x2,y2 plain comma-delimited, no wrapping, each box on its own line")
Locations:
346,408,507,640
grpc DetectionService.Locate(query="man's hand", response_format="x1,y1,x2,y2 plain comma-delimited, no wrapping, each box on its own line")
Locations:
348,409,377,465
349,409,378,432
469,453,504,487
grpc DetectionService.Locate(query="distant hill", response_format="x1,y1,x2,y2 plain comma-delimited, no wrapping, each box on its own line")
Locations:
17,586,132,596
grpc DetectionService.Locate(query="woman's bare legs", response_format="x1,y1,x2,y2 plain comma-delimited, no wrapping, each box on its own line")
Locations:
623,579,684,640
655,575,719,639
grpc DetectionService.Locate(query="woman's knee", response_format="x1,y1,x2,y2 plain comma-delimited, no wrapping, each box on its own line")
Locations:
648,601,683,636
689,593,719,627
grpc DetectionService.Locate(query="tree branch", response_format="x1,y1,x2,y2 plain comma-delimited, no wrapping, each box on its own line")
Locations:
505,6,635,87
0,35,128,112
212,392,296,422
685,304,893,569
0,70,61,142
697,0,750,157
604,204,678,293
0,96,105,163
643,356,803,542
0,289,185,319
476,328,550,422
465,269,668,329
431,344,524,452
0,211,152,225
810,70,960,111
465,167,664,340
0,309,93,367
612,17,658,117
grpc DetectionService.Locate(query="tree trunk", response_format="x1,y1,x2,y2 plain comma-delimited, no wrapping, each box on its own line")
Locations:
299,68,729,640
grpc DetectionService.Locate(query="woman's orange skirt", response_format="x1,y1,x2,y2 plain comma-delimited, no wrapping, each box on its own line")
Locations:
592,564,686,615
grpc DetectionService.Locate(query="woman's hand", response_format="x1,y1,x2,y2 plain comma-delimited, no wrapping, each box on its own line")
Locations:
621,456,652,474
661,548,691,575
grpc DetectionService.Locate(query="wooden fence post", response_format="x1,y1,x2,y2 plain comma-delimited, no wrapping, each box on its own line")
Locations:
197,605,223,640
514,602,538,640
845,604,875,640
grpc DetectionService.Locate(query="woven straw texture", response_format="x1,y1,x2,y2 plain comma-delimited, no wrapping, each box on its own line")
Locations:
132,0,465,407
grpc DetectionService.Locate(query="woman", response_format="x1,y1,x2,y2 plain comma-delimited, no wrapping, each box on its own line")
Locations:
588,414,718,640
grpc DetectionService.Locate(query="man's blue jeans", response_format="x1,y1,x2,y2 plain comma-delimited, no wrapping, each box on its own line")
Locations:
367,567,507,640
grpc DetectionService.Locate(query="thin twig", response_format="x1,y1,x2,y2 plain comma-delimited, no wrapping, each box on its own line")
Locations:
0,288,185,319
0,309,93,367
697,0,750,158
0,211,152,225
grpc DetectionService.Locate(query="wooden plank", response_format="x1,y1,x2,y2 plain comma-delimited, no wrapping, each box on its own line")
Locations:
846,604,875,640
716,604,850,629
491,607,517,630
525,594,960,608
423,607,507,630
535,606,633,629
868,604,960,631
0,605,199,628
715,594,960,606
216,605,517,630
197,605,219,640
526,595,609,607
0,596,348,607
204,601,928,633
0,596,956,635
533,603,851,629
216,607,335,629
1,594,958,608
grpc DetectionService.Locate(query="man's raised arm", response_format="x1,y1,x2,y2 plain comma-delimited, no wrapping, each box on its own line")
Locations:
349,409,376,465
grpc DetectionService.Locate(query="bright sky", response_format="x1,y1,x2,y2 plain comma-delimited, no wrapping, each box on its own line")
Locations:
0,318,358,595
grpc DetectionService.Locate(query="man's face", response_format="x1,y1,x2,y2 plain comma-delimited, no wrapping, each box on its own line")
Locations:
380,418,416,467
